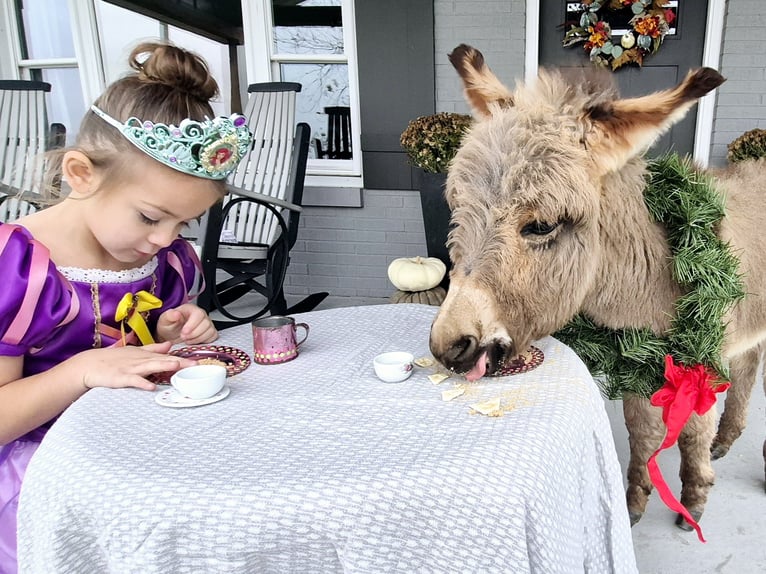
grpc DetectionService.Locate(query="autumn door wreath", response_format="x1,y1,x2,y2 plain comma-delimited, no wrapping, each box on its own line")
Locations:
563,0,676,71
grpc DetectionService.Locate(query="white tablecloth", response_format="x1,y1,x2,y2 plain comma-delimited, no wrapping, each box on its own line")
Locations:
18,304,637,573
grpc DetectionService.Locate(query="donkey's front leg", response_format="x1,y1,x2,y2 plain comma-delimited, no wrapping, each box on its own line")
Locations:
676,408,717,530
623,394,665,525
711,345,761,459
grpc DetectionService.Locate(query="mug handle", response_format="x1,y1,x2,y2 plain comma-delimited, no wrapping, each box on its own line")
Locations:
295,323,310,347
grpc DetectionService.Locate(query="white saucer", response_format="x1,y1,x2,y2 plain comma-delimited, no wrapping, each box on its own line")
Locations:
154,385,231,408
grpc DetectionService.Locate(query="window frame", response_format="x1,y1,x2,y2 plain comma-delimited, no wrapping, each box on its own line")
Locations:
1,0,104,107
241,0,363,190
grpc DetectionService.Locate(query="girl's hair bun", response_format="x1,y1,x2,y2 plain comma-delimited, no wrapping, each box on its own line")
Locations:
129,41,219,103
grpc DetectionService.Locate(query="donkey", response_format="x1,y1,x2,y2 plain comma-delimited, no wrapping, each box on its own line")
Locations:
429,44,766,530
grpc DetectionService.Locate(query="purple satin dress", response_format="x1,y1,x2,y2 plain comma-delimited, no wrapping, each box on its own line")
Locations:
0,223,202,572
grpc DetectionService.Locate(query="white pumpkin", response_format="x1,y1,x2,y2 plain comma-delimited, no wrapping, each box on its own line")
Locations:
620,32,636,49
387,256,446,291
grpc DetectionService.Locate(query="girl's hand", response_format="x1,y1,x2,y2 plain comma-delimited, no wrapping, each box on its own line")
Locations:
75,342,196,391
156,303,218,345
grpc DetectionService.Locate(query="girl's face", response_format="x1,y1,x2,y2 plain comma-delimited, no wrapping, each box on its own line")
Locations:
84,155,222,267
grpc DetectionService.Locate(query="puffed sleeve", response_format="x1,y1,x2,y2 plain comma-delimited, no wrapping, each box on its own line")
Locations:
153,237,204,312
0,224,78,357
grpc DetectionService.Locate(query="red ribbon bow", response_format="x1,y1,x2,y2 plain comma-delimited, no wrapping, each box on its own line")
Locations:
647,355,730,543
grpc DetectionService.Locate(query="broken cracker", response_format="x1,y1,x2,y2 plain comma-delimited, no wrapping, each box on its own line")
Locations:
428,372,450,385
414,356,435,368
469,397,503,416
441,386,466,402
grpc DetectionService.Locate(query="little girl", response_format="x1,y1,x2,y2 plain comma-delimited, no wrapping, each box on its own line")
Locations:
0,42,251,570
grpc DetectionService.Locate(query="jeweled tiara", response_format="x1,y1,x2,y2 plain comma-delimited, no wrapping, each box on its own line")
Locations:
90,105,252,180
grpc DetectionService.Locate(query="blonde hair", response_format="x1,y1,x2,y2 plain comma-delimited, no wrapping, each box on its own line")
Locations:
44,41,226,199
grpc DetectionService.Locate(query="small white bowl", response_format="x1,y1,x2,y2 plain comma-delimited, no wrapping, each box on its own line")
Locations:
170,365,227,399
373,351,414,383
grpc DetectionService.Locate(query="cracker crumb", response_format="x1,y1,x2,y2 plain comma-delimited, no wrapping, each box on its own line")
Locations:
197,358,227,367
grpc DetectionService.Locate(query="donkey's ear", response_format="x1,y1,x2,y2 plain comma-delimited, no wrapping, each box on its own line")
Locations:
582,68,725,173
449,44,514,118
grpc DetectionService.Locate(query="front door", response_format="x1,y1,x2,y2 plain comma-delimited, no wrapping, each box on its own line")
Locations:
539,1,708,157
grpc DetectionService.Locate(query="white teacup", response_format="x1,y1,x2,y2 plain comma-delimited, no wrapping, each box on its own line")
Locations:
170,365,226,399
373,352,414,383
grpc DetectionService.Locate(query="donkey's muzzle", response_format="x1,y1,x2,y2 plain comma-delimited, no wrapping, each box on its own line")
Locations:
431,335,515,378
434,335,516,377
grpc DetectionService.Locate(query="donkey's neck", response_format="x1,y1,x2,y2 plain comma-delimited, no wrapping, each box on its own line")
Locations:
580,159,684,334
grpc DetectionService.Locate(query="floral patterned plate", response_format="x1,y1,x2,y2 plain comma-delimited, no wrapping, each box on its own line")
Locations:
488,345,544,377
149,345,251,384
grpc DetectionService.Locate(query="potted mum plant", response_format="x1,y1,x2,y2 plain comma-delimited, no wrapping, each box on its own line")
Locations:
400,112,472,285
727,128,766,164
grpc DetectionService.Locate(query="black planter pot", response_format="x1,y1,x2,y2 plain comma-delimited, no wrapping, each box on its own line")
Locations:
416,170,452,288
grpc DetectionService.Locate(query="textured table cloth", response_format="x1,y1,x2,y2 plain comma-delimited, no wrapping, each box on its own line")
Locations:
18,304,637,573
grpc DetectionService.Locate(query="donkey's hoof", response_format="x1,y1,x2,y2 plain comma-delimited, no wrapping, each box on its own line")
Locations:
675,510,703,531
710,441,730,460
629,510,643,526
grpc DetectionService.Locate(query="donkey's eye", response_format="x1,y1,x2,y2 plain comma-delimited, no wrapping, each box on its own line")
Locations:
521,221,558,236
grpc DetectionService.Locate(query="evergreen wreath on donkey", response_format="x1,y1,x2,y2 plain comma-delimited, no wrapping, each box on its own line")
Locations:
554,154,745,400
563,0,676,71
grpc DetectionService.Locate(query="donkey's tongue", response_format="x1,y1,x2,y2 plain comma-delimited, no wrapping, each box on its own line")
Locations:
464,351,488,382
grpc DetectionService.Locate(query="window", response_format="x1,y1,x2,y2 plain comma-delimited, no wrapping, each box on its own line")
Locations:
242,0,362,187
94,1,232,118
1,0,235,144
7,0,92,145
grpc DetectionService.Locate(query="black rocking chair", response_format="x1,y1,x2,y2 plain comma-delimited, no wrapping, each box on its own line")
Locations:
314,106,352,160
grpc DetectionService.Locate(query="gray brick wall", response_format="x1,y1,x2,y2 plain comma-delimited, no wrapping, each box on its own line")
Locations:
710,0,766,166
434,0,526,113
283,190,427,304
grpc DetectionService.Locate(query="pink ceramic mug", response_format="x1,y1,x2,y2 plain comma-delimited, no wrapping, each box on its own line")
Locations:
252,316,310,364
